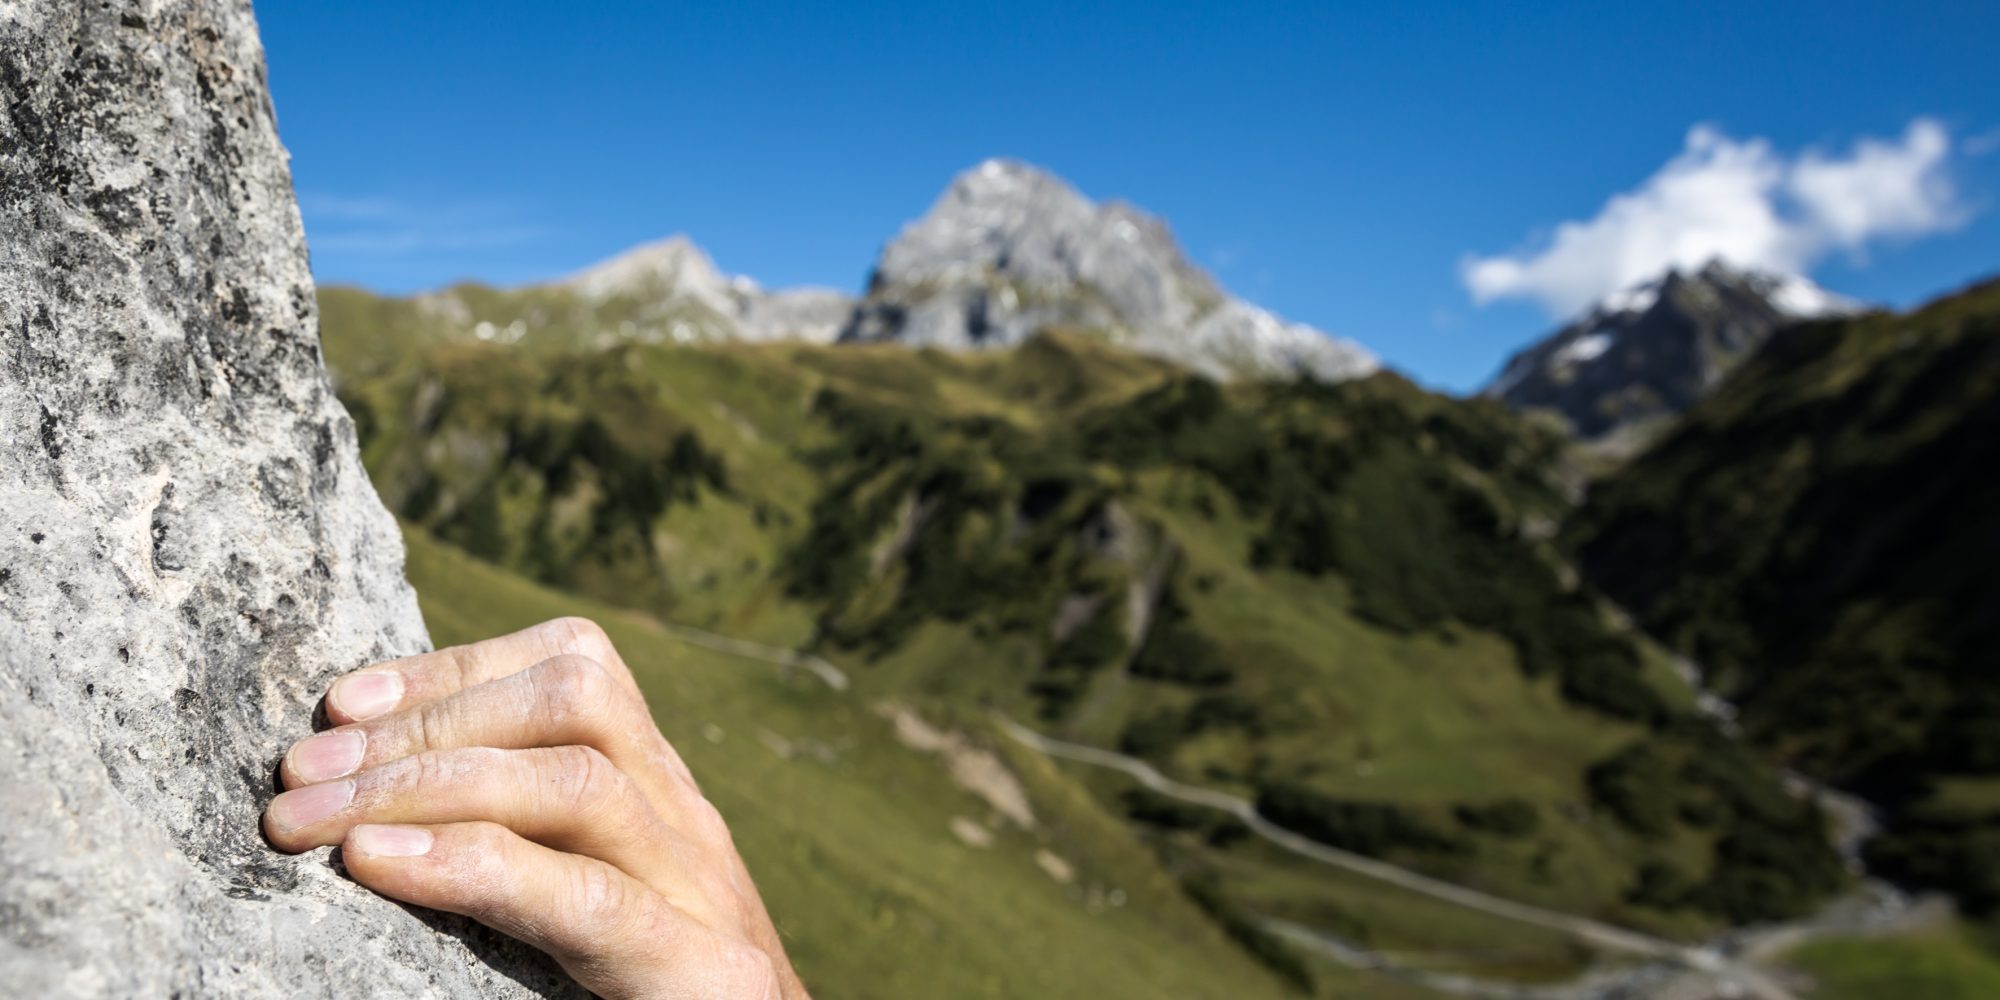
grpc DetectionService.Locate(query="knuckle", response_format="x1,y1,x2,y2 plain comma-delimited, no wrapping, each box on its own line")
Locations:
450,822,518,907
427,746,506,786
682,793,735,848
693,865,747,919
408,749,453,792
566,860,632,929
441,643,479,692
411,699,452,753
534,654,617,720
548,616,642,693
474,820,517,858
621,914,778,1000
704,939,780,1000
548,616,615,664
541,744,619,811
396,747,476,800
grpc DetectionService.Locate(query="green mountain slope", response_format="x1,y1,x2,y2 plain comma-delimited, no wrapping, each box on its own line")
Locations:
1570,276,2000,919
322,284,1852,989
401,527,1328,1000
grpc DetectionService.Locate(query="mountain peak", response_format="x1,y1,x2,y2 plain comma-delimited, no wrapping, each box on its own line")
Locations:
507,236,850,344
848,161,1378,382
951,157,1075,199
1586,261,1859,326
874,158,1134,291
559,235,740,304
1488,262,1863,439
499,162,1379,381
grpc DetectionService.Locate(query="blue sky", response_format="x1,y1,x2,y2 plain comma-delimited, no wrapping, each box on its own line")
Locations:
258,0,2000,391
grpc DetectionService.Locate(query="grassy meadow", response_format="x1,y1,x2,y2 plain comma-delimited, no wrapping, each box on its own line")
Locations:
321,276,2000,995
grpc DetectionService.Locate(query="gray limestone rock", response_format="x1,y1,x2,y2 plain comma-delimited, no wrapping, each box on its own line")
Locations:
0,2,574,995
841,158,1379,383
555,234,854,344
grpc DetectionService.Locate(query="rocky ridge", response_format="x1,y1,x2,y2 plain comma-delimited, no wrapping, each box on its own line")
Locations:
556,234,853,343
1486,261,1860,440
340,160,1379,384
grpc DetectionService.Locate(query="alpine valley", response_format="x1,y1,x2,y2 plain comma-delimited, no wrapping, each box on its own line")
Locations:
320,160,2000,999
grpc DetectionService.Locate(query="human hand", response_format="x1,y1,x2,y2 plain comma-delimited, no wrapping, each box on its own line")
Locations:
263,617,808,999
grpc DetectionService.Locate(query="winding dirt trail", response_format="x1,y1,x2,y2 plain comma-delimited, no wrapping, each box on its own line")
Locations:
639,617,1833,999
643,619,850,690
995,717,1799,1000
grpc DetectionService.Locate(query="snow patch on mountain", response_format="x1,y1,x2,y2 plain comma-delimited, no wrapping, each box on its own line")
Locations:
1599,281,1662,317
1553,332,1614,367
1766,271,1861,318
1485,261,1866,438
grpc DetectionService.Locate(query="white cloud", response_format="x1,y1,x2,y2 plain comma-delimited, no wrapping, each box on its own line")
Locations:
1463,119,1966,317
1792,120,1958,245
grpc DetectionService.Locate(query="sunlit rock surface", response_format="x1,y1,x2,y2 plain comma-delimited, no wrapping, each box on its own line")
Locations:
559,234,853,343
0,2,574,995
843,158,1380,382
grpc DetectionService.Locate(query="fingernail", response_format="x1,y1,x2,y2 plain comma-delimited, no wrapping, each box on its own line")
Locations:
332,672,403,721
267,780,354,832
288,730,365,783
351,824,433,858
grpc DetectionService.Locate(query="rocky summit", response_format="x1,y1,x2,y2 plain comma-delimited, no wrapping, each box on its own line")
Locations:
321,160,1379,385
1485,261,1859,440
557,234,854,344
0,2,573,996
841,158,1379,382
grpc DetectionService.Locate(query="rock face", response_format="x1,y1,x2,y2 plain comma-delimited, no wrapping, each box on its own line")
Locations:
1485,261,1859,440
0,3,572,996
841,159,1379,382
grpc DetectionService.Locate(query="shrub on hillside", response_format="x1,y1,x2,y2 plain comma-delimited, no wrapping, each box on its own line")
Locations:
1454,798,1541,839
1122,787,1219,831
1254,781,1464,858
1626,861,1695,910
1031,601,1129,718
1118,695,1264,758
1180,874,1315,994
1867,820,2000,918
1129,586,1235,687
1588,728,1847,921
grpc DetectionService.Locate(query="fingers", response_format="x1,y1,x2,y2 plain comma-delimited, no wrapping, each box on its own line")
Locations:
265,745,692,887
342,822,783,1000
326,617,638,726
273,619,807,997
283,653,693,796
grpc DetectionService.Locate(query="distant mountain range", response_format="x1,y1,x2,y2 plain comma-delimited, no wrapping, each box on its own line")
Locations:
1485,261,1862,440
350,159,1380,384
348,162,1897,441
